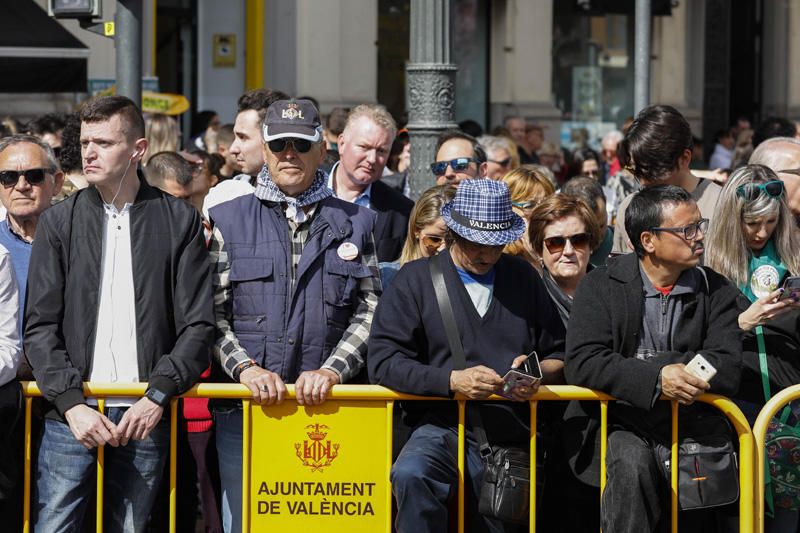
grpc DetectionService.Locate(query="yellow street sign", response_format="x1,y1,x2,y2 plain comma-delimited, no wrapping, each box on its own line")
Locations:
142,91,190,115
104,22,115,36
249,401,390,530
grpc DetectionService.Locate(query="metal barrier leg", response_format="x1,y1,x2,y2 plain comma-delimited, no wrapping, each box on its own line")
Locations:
96,399,105,533
386,400,394,533
457,400,465,533
23,397,32,533
530,400,538,532
670,401,678,533
242,400,251,533
169,400,178,533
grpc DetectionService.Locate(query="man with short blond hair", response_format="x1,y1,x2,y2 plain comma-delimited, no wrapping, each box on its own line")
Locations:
328,104,413,262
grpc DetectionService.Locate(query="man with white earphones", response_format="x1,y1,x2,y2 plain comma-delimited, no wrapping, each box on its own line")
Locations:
25,95,215,532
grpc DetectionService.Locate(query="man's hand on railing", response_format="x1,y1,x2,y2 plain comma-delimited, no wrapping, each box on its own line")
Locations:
660,364,710,406
449,366,504,400
240,366,287,405
64,404,121,450
295,369,340,406
117,397,165,445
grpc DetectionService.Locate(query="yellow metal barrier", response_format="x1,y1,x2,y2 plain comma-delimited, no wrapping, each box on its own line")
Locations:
19,383,754,532
753,383,800,533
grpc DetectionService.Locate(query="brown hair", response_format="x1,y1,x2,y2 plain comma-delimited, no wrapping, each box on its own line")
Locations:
79,95,145,140
528,194,603,255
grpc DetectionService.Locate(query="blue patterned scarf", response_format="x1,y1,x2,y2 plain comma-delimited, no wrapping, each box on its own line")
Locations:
253,165,333,223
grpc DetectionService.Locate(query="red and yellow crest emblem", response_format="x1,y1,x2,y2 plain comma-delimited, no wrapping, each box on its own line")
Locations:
295,423,339,472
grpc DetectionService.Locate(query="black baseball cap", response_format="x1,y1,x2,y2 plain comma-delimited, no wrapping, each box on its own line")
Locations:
262,99,322,142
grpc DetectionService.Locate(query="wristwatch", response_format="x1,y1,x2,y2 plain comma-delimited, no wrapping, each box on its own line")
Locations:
145,387,169,407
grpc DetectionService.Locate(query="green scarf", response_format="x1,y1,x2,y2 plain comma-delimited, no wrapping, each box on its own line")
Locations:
740,239,787,303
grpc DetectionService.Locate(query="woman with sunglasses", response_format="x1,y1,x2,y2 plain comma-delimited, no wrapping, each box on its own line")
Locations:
379,185,455,288
502,166,556,269
705,165,800,532
528,194,603,327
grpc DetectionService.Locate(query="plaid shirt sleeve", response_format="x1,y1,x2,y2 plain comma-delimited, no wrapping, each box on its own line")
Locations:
321,235,382,383
208,225,252,379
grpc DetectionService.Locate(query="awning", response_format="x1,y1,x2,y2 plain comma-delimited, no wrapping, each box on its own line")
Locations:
0,0,89,92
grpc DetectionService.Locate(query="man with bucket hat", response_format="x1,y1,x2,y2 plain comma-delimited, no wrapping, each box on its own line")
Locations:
208,98,381,532
368,179,566,532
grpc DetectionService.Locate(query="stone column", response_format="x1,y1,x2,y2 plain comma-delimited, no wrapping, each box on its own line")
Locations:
406,0,457,200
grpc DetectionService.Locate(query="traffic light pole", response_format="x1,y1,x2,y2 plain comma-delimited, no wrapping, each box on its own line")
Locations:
116,0,143,107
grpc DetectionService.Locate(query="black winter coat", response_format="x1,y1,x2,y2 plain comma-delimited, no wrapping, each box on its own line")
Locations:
24,178,215,420
563,253,742,485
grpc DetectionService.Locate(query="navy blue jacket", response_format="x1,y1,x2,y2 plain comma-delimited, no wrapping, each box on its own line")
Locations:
368,250,565,437
210,194,376,382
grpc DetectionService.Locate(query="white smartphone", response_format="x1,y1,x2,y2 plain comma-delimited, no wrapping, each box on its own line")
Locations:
499,351,542,399
685,353,717,382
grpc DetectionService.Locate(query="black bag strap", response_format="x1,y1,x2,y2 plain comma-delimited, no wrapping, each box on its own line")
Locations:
429,253,493,461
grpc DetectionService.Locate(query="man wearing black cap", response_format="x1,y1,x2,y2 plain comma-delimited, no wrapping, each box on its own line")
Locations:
208,98,381,533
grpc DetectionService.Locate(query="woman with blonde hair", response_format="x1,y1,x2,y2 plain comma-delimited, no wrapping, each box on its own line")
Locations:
706,164,800,532
502,165,556,267
379,185,456,287
144,113,179,164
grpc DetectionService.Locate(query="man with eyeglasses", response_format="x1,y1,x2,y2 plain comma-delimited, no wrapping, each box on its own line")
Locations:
431,130,488,188
0,135,64,324
749,136,800,220
208,98,381,533
564,185,742,532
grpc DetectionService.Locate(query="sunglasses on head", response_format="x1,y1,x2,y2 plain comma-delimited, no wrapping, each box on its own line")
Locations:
430,157,475,176
0,168,50,188
543,233,591,254
267,138,314,154
736,180,785,202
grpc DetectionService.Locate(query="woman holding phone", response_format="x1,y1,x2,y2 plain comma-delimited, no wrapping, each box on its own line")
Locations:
705,164,800,532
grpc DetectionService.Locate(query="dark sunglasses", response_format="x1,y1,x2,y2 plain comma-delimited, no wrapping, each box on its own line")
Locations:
543,233,591,254
430,157,475,176
267,138,313,154
0,168,50,188
420,234,445,252
736,180,785,202
488,157,511,167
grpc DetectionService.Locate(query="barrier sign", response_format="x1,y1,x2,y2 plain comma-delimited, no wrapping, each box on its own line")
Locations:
249,400,390,529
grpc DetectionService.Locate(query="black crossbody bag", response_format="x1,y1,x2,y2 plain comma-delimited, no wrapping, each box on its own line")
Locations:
429,254,531,525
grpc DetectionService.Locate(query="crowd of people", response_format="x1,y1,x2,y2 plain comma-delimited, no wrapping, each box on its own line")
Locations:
1,91,800,533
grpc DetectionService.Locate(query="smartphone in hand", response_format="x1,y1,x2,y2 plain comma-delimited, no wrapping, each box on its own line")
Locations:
499,350,542,399
778,276,800,301
685,353,717,382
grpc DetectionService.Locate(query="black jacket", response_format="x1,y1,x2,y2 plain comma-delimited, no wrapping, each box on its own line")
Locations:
24,178,215,419
563,253,742,485
368,251,565,439
371,180,413,263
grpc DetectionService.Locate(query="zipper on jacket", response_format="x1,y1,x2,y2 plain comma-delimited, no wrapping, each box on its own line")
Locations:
660,293,669,335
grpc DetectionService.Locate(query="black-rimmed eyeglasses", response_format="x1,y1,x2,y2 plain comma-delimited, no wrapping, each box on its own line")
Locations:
649,218,709,240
